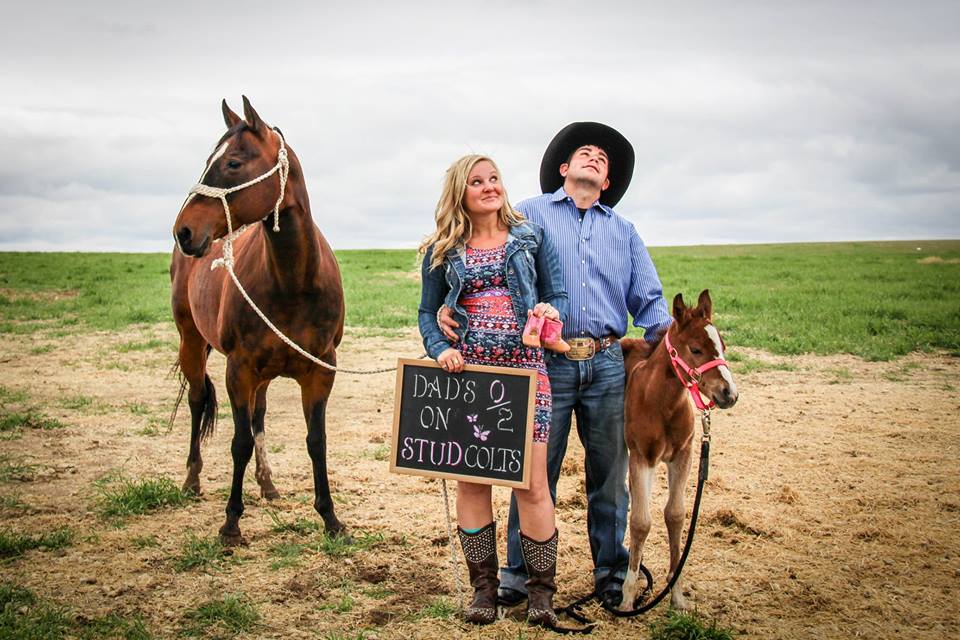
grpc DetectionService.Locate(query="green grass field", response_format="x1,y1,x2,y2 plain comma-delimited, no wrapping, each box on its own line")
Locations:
1,240,958,360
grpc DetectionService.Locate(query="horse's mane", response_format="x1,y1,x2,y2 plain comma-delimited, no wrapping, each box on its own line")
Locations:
214,122,249,148
213,123,283,150
644,327,667,351
621,326,668,371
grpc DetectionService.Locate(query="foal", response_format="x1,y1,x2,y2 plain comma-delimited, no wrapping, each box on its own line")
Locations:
620,290,738,610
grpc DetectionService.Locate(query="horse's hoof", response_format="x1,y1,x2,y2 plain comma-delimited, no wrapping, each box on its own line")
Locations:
325,520,349,541
218,525,247,547
261,487,281,501
219,531,247,547
182,481,201,496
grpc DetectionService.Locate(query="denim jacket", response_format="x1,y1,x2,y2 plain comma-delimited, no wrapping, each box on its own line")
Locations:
418,221,569,360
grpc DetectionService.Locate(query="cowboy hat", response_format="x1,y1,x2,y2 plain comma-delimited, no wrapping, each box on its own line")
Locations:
539,121,635,207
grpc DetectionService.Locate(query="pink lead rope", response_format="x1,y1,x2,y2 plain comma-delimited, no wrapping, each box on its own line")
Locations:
664,331,728,411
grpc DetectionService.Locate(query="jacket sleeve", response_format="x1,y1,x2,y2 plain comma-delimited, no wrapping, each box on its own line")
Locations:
417,245,454,360
533,224,569,323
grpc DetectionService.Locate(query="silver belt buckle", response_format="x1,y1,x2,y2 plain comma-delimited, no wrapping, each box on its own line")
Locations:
565,338,595,361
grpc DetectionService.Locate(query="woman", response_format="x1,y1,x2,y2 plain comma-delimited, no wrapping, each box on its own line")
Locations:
418,154,568,627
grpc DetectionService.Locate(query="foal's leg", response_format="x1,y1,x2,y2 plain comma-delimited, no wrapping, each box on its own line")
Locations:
299,368,344,535
178,324,214,495
219,360,258,546
665,445,694,610
622,453,654,611
251,382,280,500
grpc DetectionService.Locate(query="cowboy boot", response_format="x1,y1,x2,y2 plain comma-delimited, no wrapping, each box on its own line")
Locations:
521,529,559,627
458,523,499,625
540,317,571,354
522,313,544,348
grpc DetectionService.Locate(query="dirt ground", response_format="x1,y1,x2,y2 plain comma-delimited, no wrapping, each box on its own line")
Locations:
1,325,958,639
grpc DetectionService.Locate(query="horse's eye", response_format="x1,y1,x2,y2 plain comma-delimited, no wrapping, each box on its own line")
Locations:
691,348,702,355
226,160,242,170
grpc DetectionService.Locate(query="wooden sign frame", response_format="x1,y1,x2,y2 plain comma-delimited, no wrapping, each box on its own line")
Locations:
390,358,537,489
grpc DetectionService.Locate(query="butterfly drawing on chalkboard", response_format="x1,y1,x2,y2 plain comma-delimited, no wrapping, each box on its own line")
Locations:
466,414,478,423
473,424,491,442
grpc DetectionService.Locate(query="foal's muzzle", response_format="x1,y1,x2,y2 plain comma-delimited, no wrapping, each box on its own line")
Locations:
712,385,738,409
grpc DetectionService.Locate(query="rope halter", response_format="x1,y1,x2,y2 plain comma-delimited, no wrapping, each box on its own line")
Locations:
181,127,290,271
664,330,728,412
176,127,395,376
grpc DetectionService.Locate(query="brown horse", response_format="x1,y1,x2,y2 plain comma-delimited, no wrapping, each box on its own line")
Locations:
619,290,738,610
171,97,346,544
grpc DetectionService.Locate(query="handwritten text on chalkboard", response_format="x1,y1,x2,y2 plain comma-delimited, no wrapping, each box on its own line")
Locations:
390,359,536,488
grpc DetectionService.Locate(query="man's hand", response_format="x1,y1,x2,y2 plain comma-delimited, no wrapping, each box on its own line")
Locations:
437,347,465,373
437,305,460,342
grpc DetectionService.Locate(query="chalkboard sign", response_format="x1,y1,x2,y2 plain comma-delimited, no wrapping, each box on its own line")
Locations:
390,358,537,489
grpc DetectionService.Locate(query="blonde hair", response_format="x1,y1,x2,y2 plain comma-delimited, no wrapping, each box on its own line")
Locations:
418,154,525,270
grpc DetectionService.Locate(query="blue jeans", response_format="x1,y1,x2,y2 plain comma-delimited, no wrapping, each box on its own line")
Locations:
501,341,629,593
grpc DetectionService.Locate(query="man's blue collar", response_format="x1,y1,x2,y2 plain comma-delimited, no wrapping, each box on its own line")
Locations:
549,187,613,215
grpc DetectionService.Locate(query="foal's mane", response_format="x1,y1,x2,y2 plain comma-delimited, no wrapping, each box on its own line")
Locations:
644,328,667,352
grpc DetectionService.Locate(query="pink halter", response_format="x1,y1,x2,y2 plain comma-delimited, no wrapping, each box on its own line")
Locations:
664,330,728,411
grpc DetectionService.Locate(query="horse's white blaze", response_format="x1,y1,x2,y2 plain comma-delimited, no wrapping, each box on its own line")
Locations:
201,141,230,182
706,324,737,392
176,141,232,222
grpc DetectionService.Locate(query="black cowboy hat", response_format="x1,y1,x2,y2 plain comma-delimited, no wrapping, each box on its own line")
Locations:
539,121,635,208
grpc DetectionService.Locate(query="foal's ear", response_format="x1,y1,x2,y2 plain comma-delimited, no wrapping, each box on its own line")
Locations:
696,289,713,320
242,95,266,133
222,99,242,129
672,293,688,322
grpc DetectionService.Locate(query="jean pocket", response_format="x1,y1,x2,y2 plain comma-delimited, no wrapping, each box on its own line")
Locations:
602,342,624,363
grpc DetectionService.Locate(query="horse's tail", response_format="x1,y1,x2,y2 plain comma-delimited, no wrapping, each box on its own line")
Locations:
168,348,218,442
198,373,217,443
168,359,187,432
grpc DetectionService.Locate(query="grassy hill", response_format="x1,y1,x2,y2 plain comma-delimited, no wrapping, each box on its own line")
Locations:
1,240,958,360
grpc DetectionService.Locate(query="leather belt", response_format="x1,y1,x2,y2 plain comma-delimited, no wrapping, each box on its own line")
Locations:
565,335,618,361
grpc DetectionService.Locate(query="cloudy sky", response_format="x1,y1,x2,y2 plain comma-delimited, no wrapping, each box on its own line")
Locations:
1,1,958,251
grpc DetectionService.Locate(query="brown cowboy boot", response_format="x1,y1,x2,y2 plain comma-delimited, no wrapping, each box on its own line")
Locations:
521,528,559,627
458,523,499,625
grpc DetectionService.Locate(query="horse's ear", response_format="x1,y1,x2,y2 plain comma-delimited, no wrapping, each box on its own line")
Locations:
242,95,265,133
672,293,688,323
697,289,713,320
222,99,241,128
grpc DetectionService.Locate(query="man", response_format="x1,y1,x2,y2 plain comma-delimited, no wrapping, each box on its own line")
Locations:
441,122,672,607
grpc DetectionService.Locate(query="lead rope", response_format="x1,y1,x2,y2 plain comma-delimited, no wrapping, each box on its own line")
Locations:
441,479,466,613
185,128,401,376
559,409,712,623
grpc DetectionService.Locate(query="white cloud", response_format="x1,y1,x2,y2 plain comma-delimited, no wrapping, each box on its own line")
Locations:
0,1,958,252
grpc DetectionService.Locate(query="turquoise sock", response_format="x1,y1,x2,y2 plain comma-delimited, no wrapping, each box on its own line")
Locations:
461,526,483,534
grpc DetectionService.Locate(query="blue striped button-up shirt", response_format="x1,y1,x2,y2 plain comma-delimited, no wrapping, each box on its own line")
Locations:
516,188,672,342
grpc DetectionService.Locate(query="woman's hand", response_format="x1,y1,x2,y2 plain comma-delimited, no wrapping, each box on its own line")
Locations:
530,302,560,321
437,347,465,373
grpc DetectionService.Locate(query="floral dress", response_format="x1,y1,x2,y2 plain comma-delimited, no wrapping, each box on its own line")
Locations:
457,244,551,442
